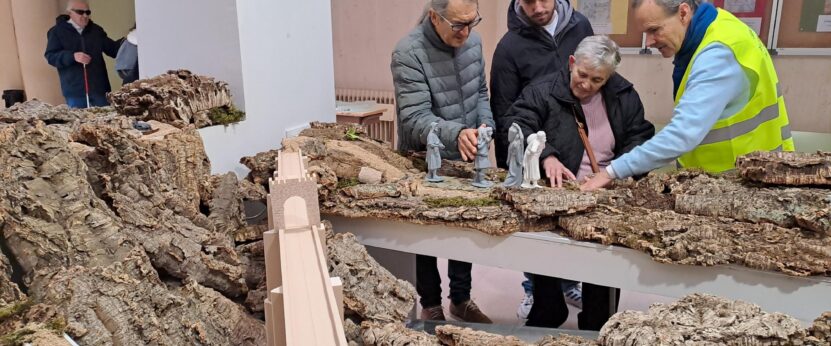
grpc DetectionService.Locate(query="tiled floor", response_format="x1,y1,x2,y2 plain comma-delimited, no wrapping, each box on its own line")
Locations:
427,258,676,329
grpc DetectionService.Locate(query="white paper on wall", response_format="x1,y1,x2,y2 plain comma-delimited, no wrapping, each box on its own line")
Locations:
580,0,612,34
724,0,756,13
818,15,831,32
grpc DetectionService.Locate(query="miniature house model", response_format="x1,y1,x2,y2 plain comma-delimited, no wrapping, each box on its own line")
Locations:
263,150,347,345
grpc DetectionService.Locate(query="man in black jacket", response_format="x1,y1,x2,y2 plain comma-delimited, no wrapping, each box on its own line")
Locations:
490,0,593,168
490,0,593,321
506,35,654,330
45,0,119,108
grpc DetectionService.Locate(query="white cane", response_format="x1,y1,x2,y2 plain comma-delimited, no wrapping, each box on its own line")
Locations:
83,63,90,108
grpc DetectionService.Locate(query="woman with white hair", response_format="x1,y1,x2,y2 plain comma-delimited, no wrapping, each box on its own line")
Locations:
505,35,655,330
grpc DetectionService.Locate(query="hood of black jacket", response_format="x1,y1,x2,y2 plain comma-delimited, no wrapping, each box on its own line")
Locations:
549,68,634,104
54,14,99,33
507,0,575,38
55,14,70,24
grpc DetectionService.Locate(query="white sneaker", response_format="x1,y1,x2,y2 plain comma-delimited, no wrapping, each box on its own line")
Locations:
516,293,533,319
564,284,583,310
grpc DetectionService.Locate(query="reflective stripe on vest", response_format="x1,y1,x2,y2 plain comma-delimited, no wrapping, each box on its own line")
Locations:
675,8,794,173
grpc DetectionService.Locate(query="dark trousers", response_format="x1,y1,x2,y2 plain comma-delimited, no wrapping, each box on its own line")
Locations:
526,274,620,331
416,254,472,308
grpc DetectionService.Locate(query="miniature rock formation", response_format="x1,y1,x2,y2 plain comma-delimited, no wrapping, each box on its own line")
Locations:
559,206,831,276
41,249,265,345
808,312,831,344
0,302,72,346
535,334,599,346
598,293,807,345
0,101,259,343
493,186,597,218
435,325,530,346
360,322,439,345
737,151,831,186
621,170,831,234
108,69,242,128
0,251,26,307
326,232,417,323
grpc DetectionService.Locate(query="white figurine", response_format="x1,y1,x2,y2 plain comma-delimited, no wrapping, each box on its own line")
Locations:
521,131,546,189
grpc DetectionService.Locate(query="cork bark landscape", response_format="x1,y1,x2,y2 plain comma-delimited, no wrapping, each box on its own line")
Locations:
241,123,831,279
0,72,829,344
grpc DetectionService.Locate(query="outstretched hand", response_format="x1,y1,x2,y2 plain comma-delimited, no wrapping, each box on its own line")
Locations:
542,156,575,188
580,170,613,191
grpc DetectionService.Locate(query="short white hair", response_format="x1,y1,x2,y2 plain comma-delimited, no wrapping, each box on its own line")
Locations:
573,35,621,72
66,0,89,11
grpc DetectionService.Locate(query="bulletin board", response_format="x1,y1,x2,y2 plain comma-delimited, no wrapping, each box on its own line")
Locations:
571,0,643,48
774,0,831,49
709,0,775,46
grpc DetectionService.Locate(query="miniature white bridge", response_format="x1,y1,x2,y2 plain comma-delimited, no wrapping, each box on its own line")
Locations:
263,150,347,346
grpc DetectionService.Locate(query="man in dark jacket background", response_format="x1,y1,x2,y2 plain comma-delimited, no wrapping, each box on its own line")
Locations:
45,0,119,108
490,0,593,168
489,0,593,321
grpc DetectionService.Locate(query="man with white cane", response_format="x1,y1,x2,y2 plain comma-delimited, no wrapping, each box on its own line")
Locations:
45,0,119,108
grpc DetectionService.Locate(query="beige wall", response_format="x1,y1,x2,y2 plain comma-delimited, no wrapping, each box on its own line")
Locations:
0,0,24,103
331,0,831,134
87,0,135,90
332,0,511,91
10,0,63,105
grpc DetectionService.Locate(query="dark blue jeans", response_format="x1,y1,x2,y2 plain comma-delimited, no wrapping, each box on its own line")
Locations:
66,94,109,108
416,255,472,308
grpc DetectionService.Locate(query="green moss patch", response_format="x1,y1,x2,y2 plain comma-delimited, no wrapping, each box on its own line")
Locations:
337,177,360,189
424,197,500,208
208,106,246,125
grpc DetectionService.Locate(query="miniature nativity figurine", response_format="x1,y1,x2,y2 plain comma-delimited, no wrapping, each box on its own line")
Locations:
472,126,494,188
502,123,524,188
425,122,445,183
522,131,546,189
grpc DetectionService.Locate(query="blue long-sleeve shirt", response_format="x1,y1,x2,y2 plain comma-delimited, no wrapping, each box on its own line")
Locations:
609,43,750,179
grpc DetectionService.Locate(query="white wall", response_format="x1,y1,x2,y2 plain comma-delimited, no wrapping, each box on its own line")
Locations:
233,0,335,171
136,0,335,175
135,0,244,107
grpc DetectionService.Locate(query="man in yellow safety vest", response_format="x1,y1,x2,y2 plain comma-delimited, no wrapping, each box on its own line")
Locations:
581,0,793,191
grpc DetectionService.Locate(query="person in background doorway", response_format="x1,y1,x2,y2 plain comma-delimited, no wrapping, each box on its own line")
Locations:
45,0,119,108
116,25,139,84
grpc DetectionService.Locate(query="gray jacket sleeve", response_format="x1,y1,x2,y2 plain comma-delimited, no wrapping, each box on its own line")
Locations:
391,50,464,156
476,54,494,129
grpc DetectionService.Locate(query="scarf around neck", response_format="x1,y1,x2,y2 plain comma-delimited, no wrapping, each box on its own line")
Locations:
672,2,717,99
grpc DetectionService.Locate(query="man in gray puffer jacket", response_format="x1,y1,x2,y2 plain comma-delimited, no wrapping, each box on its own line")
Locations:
391,0,494,323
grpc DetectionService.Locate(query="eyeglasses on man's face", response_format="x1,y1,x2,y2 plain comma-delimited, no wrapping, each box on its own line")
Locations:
71,9,92,16
436,11,482,32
